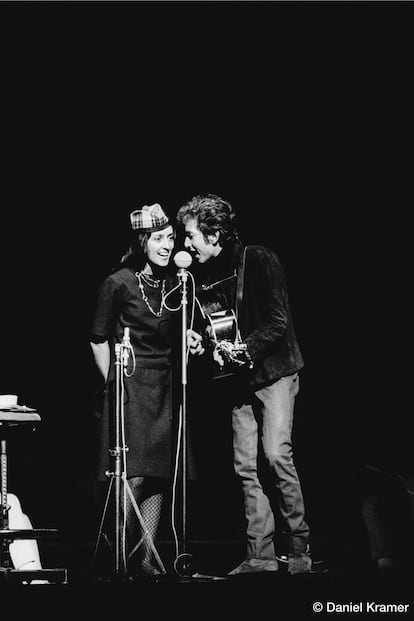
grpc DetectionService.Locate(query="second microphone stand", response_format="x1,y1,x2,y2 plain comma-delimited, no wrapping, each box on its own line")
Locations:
94,334,166,580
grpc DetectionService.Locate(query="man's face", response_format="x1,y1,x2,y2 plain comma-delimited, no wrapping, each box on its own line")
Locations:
183,217,220,264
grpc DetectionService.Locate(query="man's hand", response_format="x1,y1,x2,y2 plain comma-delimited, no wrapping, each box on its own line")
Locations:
187,329,205,356
213,341,253,369
213,345,225,367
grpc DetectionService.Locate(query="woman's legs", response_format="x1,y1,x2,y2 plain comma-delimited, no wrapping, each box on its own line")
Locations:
124,477,166,575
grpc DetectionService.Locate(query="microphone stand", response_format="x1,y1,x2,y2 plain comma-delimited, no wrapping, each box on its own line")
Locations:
113,342,125,576
172,254,225,581
175,266,194,576
93,342,129,579
94,332,166,581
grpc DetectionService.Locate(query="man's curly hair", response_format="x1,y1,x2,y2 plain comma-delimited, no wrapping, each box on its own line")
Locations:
176,194,239,247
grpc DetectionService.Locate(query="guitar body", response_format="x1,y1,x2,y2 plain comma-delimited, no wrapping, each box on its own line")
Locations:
205,309,249,380
206,309,238,345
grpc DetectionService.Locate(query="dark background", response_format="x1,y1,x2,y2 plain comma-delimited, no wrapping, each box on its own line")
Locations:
0,1,412,578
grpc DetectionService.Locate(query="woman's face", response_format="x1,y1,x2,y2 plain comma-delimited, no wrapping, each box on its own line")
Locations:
146,225,175,267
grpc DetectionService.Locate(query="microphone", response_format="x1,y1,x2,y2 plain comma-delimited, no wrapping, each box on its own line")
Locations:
122,327,130,347
121,327,131,365
174,251,192,276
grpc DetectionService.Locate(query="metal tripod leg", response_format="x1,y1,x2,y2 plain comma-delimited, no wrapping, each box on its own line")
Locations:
124,481,166,573
93,473,166,578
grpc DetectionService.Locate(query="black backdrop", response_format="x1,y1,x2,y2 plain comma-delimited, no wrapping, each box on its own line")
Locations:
0,2,412,577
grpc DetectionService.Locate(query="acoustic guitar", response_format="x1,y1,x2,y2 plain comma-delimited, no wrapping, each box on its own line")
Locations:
195,246,252,379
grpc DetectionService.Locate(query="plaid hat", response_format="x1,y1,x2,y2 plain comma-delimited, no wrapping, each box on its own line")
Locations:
130,203,170,233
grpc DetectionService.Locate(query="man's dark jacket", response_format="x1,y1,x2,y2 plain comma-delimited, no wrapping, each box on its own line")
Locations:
192,240,304,390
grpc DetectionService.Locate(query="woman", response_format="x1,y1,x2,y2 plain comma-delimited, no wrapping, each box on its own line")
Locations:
90,203,179,579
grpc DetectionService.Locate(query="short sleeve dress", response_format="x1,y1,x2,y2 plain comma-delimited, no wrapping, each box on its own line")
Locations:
91,266,178,480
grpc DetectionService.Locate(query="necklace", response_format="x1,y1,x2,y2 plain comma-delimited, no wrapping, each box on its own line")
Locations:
139,271,161,288
135,271,166,317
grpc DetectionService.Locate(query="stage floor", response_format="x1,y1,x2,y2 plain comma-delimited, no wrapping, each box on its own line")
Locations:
2,539,412,614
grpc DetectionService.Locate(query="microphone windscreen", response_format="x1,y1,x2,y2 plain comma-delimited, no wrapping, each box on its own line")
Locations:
174,251,192,269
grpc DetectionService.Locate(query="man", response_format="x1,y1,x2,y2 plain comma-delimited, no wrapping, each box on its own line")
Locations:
177,194,311,575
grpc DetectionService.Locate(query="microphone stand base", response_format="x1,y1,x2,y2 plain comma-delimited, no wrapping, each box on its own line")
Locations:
173,553,228,581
